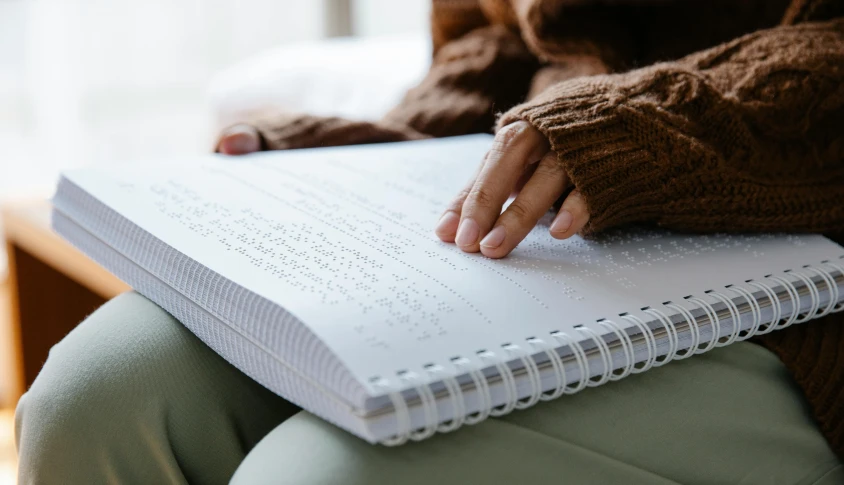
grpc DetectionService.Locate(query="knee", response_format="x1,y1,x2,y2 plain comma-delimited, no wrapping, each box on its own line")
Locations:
19,292,189,417
231,412,413,485
15,292,205,476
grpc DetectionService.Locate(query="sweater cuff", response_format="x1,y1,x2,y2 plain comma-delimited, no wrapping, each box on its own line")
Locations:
252,113,428,151
498,77,669,235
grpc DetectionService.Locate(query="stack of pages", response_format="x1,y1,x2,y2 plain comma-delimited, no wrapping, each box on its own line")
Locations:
52,135,844,445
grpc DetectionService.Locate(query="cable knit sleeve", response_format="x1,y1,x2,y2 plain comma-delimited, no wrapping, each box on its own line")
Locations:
499,18,844,235
382,25,540,137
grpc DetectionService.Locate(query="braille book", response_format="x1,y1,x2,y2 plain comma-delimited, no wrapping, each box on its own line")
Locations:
52,135,844,445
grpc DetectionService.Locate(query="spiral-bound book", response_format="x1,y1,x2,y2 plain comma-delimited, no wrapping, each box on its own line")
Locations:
52,135,844,445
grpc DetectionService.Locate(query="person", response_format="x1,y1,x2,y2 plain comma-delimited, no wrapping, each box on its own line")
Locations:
16,0,844,483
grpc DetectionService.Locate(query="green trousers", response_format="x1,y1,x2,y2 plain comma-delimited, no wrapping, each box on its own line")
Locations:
15,292,843,484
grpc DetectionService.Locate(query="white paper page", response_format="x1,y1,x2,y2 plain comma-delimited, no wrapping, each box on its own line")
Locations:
63,135,844,392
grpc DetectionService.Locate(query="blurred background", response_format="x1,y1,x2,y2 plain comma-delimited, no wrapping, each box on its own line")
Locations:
0,0,430,208
0,0,431,481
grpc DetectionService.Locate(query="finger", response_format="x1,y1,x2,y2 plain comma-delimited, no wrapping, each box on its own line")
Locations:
480,152,570,258
217,124,261,155
456,121,549,252
435,153,489,243
512,162,538,197
549,189,590,239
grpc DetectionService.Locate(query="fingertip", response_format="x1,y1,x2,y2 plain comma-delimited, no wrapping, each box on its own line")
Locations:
549,210,573,239
479,244,510,259
481,250,506,259
455,218,481,252
435,211,460,242
479,225,510,258
550,212,590,240
436,232,457,244
551,190,590,239
218,124,261,155
550,230,575,240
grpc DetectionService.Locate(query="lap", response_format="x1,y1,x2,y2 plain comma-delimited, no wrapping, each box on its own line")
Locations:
17,292,842,484
16,291,297,485
233,342,843,485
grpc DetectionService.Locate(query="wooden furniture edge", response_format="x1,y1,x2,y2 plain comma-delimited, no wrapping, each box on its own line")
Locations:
4,239,25,404
2,200,129,404
2,202,129,300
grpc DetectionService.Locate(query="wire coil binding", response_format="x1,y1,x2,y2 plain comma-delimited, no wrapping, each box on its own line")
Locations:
829,261,844,312
663,301,700,359
377,262,844,446
804,266,838,317
598,319,635,378
620,313,658,371
576,326,613,386
643,307,680,362
706,289,743,347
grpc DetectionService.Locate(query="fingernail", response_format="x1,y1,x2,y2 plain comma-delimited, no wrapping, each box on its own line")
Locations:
550,210,573,235
435,211,460,237
220,125,260,155
480,225,506,249
455,218,480,247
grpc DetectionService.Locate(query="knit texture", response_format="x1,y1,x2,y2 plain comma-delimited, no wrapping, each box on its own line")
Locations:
253,114,429,151
242,0,844,458
499,19,844,236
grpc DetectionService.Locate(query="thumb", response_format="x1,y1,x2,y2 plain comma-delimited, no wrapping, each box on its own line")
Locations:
217,124,261,155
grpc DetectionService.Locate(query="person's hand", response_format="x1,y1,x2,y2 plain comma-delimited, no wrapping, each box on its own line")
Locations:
217,124,261,155
435,121,590,259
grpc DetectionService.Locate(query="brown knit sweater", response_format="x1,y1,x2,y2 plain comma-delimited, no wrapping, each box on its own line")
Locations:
249,0,844,458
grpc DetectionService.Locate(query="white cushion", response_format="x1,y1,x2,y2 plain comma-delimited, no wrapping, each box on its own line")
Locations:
206,34,431,132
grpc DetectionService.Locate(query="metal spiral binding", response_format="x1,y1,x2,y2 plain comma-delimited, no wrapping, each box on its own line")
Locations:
643,307,679,364
451,357,491,426
746,278,782,335
527,338,567,401
478,350,517,417
786,271,820,322
766,274,803,328
705,289,743,347
550,331,590,394
504,344,542,410
378,379,411,446
726,285,762,339
620,313,658,372
663,301,701,359
575,326,613,386
598,319,635,379
403,372,438,442
426,364,465,433
377,261,844,446
685,295,723,353
829,261,844,312
804,266,838,317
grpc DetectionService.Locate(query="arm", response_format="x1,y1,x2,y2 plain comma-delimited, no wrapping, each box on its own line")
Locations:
429,0,489,53
382,25,540,137
437,18,844,258
499,18,844,235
